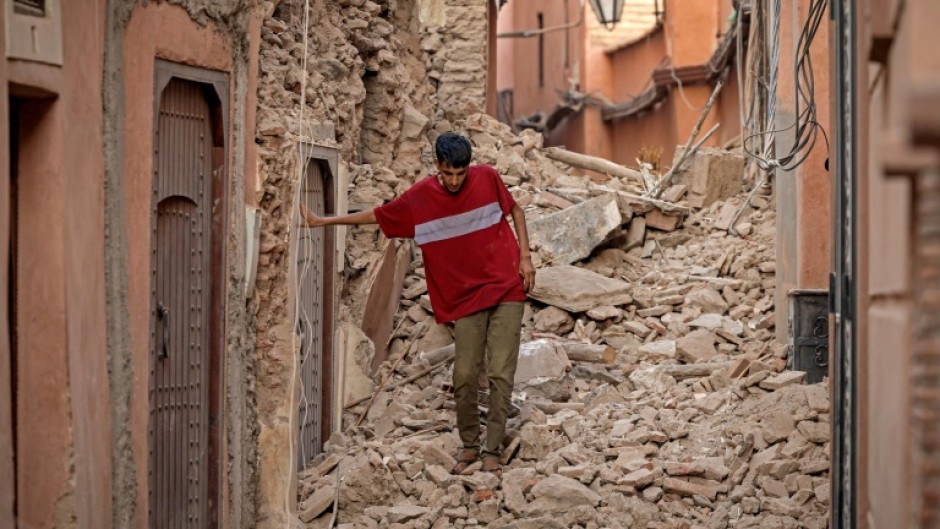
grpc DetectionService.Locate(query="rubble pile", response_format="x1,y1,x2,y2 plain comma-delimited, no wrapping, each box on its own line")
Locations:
300,114,829,529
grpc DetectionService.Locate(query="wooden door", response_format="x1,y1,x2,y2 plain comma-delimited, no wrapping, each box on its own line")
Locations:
149,79,213,529
297,160,326,469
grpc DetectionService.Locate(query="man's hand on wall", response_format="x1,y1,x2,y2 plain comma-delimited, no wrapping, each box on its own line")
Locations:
300,204,327,227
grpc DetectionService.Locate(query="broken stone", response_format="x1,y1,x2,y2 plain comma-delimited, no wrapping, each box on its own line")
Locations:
763,410,796,444
299,484,335,522
638,340,677,360
637,305,671,318
623,320,652,338
713,201,748,231
662,477,721,500
423,442,456,472
685,286,730,314
529,266,634,312
587,305,621,321
529,195,622,265
675,147,744,207
804,384,830,413
760,371,806,390
527,475,602,515
645,209,683,231
797,420,830,444
387,505,430,524
642,486,664,502
400,104,428,140
515,339,571,383
676,330,718,363
618,467,659,489
424,464,453,487
415,322,453,353
694,392,727,414
626,217,647,250
533,306,575,334
689,313,723,330
536,190,575,210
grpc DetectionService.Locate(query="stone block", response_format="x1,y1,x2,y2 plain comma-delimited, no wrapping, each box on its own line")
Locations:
299,484,335,522
677,330,718,363
529,266,634,312
674,146,744,207
684,286,730,314
533,306,575,334
662,477,721,500
515,339,571,384
626,217,646,250
526,475,602,515
638,340,677,361
645,209,683,231
387,506,430,523
530,195,622,265
759,371,806,390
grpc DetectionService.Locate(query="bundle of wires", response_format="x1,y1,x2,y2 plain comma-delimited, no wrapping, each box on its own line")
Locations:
744,0,830,172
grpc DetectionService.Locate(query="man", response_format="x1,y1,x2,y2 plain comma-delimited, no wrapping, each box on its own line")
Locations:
302,132,534,476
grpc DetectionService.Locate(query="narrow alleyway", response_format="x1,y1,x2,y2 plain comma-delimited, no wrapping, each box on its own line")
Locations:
296,114,830,529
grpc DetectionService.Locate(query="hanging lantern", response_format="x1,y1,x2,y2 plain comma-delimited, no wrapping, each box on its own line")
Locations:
588,0,626,30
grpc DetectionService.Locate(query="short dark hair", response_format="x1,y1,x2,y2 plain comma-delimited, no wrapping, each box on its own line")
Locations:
434,132,472,168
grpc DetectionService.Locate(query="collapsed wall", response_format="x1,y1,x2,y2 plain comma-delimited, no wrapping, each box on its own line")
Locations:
296,114,830,529
251,0,491,526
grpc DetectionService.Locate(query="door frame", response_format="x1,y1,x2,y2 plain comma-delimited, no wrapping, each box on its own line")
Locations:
149,59,229,529
297,143,337,456
830,1,858,527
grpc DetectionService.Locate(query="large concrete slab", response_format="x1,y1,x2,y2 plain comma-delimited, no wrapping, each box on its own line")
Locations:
529,195,622,265
529,266,633,312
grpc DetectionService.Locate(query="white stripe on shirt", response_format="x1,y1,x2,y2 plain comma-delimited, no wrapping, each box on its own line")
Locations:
414,202,503,245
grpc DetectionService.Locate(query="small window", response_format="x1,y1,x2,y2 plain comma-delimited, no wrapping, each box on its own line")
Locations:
13,0,44,17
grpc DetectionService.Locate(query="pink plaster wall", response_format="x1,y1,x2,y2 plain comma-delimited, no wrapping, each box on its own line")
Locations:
61,0,113,526
13,90,72,529
597,0,726,165
717,63,743,146
663,0,717,67
608,28,666,101
509,0,584,121
495,5,515,91
796,8,832,289
0,2,112,527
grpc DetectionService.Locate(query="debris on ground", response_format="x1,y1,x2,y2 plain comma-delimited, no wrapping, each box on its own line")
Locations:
299,113,828,529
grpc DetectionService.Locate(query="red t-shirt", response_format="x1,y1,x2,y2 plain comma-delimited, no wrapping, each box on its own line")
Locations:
374,165,526,323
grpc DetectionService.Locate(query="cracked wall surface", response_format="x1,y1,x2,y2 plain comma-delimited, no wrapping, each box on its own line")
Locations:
251,0,491,527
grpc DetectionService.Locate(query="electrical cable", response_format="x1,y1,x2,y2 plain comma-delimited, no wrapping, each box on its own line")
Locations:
286,0,313,527
743,0,829,172
663,18,696,111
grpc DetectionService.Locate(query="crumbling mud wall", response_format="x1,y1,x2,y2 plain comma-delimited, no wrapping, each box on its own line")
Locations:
250,0,492,526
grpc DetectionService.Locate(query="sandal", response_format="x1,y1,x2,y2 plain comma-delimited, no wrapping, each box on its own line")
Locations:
481,454,502,478
451,448,479,475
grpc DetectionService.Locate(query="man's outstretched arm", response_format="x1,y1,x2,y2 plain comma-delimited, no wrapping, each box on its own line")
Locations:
301,204,377,227
509,204,535,291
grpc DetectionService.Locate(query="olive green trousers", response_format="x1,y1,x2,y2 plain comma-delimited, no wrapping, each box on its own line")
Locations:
452,301,524,456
